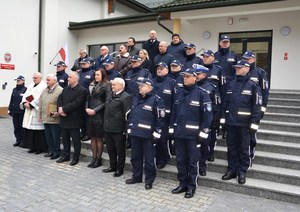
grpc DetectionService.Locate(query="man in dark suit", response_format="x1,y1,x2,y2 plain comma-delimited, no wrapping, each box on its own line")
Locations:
143,30,160,64
57,72,88,166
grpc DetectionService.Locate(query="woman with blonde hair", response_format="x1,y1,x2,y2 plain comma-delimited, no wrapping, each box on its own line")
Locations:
139,49,153,74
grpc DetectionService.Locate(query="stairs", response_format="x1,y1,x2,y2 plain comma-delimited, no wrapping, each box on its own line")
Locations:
80,89,300,204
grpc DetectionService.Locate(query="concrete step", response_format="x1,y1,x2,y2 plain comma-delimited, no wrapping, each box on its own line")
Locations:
217,139,300,156
263,112,300,123
259,120,300,133
207,158,300,186
269,90,300,99
257,129,300,143
268,98,300,107
79,146,300,204
198,171,300,205
215,146,300,169
266,105,300,114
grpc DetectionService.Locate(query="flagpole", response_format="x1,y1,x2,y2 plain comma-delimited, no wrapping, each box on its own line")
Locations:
49,51,60,65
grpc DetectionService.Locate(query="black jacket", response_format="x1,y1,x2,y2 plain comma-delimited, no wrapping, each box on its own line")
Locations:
8,84,27,114
58,84,88,129
104,90,132,133
86,81,110,125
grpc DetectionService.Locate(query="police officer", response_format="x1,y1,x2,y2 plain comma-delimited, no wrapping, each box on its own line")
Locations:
170,68,213,198
194,64,221,175
54,61,69,88
214,35,239,81
102,58,122,81
124,55,152,149
78,57,95,141
125,78,166,190
8,75,27,147
242,51,269,159
125,55,152,99
170,60,184,88
221,60,262,185
183,43,203,71
153,62,177,169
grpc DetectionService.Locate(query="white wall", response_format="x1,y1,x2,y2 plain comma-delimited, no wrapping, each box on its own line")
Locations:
0,0,39,108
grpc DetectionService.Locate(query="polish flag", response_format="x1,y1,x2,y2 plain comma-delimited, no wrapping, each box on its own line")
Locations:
58,43,69,66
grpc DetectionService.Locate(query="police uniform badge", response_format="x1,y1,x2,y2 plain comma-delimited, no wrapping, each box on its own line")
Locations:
157,108,166,118
258,95,263,105
205,103,212,112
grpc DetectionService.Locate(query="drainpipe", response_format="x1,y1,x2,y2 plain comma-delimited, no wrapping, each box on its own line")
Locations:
38,0,42,73
157,15,173,34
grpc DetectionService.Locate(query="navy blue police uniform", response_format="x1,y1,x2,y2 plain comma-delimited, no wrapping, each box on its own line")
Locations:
194,65,221,174
221,60,262,184
152,62,177,168
126,79,166,188
54,61,69,88
214,35,239,81
8,76,27,146
243,51,269,159
183,43,203,71
170,68,213,198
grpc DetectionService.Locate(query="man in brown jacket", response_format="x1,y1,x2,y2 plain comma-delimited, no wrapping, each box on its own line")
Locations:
38,74,63,160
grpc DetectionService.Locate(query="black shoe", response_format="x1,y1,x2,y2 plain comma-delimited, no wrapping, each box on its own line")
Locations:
222,131,227,139
199,171,206,176
70,159,79,166
87,158,97,168
19,143,24,148
56,157,70,163
28,149,36,153
208,156,214,162
91,159,102,168
44,153,53,157
222,172,237,180
145,184,152,190
13,142,20,147
50,154,60,160
184,189,195,198
35,150,42,155
103,167,117,173
113,170,123,177
126,142,131,149
125,178,142,184
81,136,91,141
156,163,166,169
238,175,246,184
171,185,188,194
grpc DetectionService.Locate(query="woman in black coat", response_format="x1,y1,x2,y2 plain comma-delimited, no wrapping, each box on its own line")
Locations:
85,68,111,168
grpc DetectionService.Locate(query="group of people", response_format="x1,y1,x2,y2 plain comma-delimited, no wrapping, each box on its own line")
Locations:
8,30,269,199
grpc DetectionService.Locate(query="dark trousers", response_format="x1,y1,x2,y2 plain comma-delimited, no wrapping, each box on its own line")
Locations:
226,125,251,176
61,128,81,160
199,135,210,172
155,128,170,166
44,124,61,155
208,128,218,158
105,132,126,171
175,138,200,190
131,136,156,185
250,132,257,159
12,113,24,143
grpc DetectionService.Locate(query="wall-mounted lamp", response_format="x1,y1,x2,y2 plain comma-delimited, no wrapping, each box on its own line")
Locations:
228,17,233,25
2,82,7,90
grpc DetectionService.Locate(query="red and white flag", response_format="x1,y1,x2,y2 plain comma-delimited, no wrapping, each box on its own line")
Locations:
58,43,69,66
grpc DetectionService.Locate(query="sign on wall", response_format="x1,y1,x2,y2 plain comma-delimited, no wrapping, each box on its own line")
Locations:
1,52,15,70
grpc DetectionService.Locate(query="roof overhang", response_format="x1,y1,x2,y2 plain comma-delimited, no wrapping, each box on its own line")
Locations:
68,13,169,30
155,0,285,13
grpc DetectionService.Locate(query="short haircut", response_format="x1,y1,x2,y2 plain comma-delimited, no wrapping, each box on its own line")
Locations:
128,37,136,44
46,73,57,81
111,77,125,88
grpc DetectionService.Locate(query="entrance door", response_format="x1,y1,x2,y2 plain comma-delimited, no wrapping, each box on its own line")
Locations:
220,31,272,87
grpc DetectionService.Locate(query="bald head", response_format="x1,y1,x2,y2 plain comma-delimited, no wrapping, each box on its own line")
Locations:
149,30,157,40
159,41,167,54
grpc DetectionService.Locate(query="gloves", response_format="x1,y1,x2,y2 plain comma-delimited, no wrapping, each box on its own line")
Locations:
197,130,209,147
249,123,259,133
152,131,161,146
168,127,174,140
261,106,266,119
